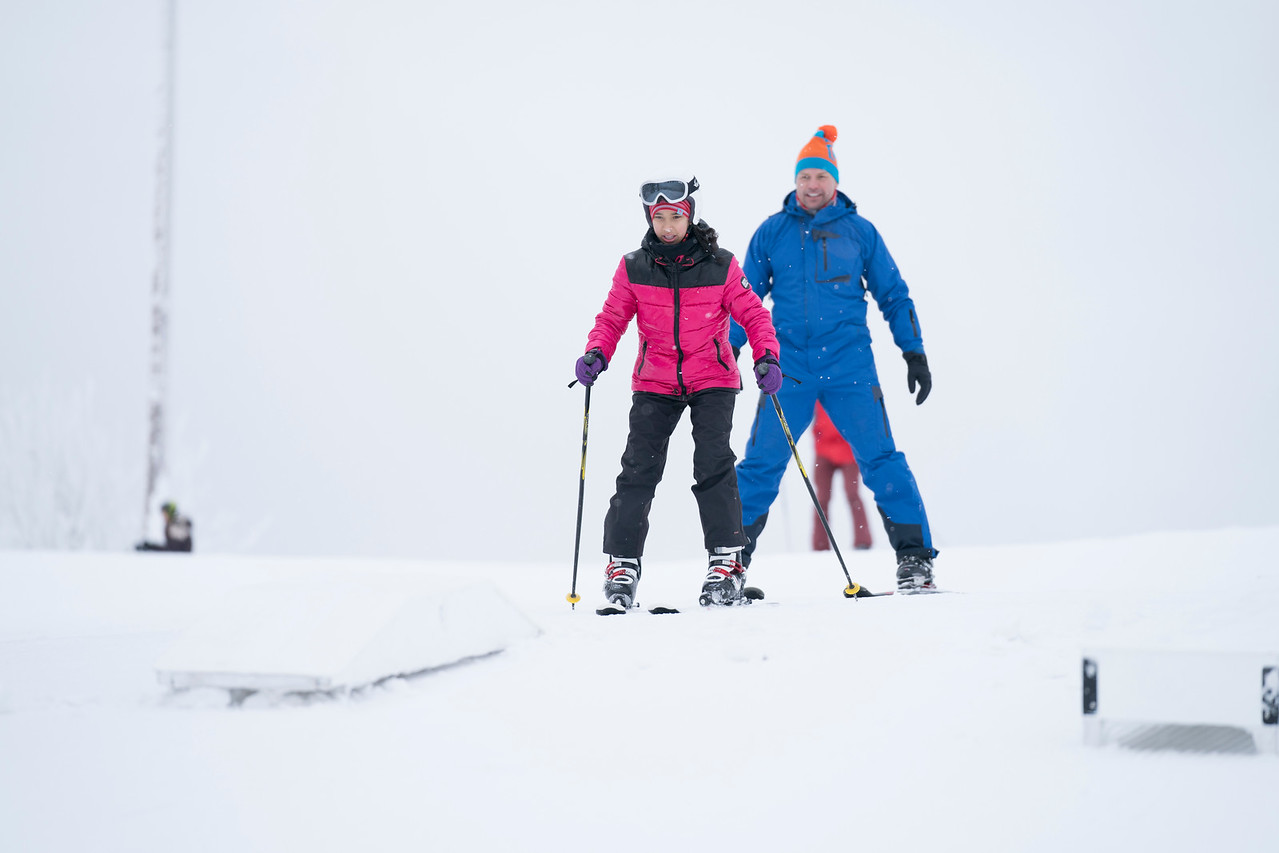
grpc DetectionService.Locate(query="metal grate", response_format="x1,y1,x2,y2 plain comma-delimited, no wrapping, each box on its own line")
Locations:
1108,722,1259,755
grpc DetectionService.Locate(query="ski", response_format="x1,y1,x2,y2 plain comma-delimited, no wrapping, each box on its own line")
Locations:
590,583,951,611
868,587,952,597
698,583,765,608
596,586,766,616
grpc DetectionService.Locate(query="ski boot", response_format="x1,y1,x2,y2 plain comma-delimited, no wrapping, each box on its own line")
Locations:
600,557,641,612
700,546,747,607
896,554,936,592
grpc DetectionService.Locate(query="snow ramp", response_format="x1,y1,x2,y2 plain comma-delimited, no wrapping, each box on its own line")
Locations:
155,576,539,694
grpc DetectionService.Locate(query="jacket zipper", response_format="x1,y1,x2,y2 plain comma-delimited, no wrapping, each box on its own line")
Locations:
637,340,648,375
801,229,810,338
713,338,730,372
874,386,890,437
672,267,687,395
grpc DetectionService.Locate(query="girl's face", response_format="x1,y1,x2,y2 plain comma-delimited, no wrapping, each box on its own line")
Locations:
651,209,690,244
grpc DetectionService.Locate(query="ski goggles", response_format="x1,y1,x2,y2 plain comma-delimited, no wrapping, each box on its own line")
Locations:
639,177,699,206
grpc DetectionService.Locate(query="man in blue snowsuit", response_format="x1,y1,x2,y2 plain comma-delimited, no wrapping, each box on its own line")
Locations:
729,125,938,591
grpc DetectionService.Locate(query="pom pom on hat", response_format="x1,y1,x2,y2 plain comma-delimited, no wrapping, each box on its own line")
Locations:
795,125,839,183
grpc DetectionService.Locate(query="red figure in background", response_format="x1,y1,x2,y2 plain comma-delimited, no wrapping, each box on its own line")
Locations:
811,402,872,551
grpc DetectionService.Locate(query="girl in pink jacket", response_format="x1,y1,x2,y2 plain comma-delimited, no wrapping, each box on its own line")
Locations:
574,177,782,611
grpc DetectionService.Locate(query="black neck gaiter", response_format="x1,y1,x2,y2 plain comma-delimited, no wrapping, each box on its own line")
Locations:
644,230,700,266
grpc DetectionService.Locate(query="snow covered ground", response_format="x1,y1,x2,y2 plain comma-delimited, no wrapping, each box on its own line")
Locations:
2,526,1276,852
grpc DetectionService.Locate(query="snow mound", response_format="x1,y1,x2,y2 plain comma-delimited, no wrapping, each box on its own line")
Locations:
155,576,539,693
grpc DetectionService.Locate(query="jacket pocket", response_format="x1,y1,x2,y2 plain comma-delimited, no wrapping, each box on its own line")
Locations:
814,229,859,286
637,340,648,375
712,338,731,373
873,385,890,438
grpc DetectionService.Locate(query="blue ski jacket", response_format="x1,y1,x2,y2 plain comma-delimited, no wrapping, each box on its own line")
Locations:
729,191,923,379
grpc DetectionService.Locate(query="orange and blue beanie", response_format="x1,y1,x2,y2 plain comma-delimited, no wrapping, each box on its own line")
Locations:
795,125,839,183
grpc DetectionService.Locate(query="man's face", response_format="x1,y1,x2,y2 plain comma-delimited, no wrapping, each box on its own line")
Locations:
796,168,837,211
651,209,690,244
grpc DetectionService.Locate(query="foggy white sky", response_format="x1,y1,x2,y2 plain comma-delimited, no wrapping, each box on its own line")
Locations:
2,0,1277,562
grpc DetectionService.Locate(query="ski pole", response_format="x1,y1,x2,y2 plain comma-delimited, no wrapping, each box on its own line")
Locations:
565,382,591,608
765,392,874,598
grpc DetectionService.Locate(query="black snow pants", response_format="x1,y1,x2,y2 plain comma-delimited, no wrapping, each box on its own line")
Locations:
603,389,746,558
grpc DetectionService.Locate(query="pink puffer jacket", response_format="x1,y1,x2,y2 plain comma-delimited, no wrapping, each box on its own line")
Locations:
585,241,780,396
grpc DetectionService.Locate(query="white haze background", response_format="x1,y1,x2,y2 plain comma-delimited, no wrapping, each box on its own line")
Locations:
2,1,1277,563
3,5,1279,852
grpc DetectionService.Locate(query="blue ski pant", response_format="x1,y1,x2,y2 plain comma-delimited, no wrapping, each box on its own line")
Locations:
736,372,935,561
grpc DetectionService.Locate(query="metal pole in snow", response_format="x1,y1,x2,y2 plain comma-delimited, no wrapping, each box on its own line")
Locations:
142,0,176,540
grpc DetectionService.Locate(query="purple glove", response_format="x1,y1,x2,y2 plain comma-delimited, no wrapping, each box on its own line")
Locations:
574,349,607,386
754,355,782,395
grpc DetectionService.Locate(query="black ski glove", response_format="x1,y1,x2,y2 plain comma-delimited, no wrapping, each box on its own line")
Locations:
904,352,931,405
